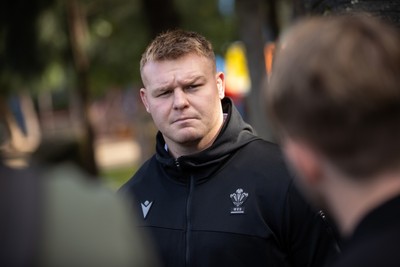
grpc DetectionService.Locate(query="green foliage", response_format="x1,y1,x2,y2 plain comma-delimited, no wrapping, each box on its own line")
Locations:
176,0,238,55
100,165,137,191
0,0,237,98
85,0,149,95
0,0,54,95
86,0,238,95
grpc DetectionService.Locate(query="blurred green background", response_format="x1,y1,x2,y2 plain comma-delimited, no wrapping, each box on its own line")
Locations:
2,0,398,190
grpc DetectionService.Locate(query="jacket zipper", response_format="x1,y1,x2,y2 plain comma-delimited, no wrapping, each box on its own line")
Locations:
175,159,194,267
186,173,194,267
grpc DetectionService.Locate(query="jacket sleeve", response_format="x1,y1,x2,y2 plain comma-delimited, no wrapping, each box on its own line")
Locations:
284,181,341,267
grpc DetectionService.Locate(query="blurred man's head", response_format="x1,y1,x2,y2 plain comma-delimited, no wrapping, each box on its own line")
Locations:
266,14,400,230
268,13,400,179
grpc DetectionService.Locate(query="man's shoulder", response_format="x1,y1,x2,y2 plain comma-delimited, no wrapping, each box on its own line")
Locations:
333,229,400,267
238,138,285,162
247,138,281,150
119,155,158,191
230,138,292,184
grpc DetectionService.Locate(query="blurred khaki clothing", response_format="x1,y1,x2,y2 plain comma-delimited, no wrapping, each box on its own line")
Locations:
0,161,160,267
40,163,159,267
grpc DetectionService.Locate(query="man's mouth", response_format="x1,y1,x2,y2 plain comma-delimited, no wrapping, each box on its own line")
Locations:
173,117,195,124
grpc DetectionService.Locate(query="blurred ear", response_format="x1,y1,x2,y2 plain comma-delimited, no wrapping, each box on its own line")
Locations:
216,72,225,99
140,88,150,113
283,138,322,186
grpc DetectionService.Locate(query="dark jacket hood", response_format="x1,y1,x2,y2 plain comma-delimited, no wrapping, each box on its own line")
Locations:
155,97,260,183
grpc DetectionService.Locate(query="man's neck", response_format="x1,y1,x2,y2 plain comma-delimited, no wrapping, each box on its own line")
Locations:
329,171,400,237
164,113,227,158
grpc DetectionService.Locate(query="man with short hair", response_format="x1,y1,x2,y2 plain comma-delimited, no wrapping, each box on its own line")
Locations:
266,13,400,267
120,29,339,267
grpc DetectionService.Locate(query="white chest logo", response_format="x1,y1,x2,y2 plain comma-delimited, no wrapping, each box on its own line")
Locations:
141,200,153,219
230,188,248,214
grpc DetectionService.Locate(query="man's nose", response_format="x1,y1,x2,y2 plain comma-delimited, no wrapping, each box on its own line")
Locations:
172,88,189,109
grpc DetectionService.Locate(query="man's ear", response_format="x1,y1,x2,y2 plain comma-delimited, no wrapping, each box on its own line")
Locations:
140,88,150,113
216,72,225,99
283,138,322,186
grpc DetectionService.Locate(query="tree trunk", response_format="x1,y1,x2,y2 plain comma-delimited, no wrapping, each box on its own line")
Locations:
266,0,279,40
141,0,181,38
66,0,98,176
304,0,400,28
235,0,276,142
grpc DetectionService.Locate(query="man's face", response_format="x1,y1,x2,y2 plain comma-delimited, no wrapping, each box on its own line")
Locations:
140,53,225,155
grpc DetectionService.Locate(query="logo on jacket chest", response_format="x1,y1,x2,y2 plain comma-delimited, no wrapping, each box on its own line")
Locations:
141,200,153,219
230,188,248,214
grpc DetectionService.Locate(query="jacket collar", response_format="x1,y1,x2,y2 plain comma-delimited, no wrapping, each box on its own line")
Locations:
155,97,259,183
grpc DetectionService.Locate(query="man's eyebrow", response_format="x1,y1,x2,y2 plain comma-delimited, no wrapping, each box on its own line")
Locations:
151,86,171,95
182,75,206,84
149,75,207,93
149,80,173,92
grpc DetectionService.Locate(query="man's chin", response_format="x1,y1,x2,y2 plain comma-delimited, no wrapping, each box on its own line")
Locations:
172,128,200,141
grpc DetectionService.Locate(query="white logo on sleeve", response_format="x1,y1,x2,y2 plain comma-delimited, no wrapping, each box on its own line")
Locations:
141,200,153,219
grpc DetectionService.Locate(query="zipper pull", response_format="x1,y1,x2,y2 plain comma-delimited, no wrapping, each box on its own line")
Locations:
175,159,181,169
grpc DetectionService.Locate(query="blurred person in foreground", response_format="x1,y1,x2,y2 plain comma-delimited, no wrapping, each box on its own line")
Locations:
266,13,400,267
119,29,339,267
0,115,159,267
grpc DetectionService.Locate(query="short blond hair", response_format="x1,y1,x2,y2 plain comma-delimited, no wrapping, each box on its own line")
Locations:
140,29,216,72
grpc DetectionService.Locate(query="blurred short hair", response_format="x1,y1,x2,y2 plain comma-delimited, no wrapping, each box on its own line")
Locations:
140,29,216,72
267,13,400,178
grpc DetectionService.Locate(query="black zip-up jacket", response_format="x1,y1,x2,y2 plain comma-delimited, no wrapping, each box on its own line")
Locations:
120,98,339,267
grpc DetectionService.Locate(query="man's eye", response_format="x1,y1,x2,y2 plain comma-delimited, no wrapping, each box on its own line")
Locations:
158,91,171,97
187,84,199,90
